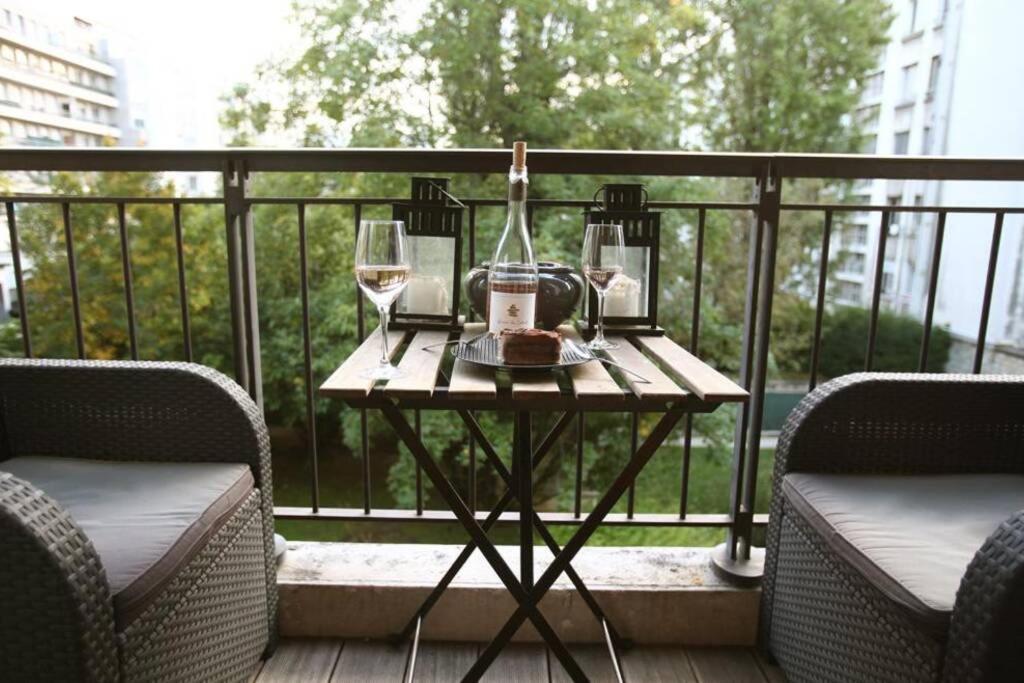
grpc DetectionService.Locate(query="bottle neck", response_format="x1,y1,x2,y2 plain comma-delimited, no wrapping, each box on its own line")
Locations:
508,177,527,203
507,165,528,231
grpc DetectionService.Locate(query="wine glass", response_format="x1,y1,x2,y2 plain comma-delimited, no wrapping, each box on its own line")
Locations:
355,220,410,379
582,223,625,351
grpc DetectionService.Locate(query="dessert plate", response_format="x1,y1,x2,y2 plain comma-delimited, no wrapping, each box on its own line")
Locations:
451,334,591,371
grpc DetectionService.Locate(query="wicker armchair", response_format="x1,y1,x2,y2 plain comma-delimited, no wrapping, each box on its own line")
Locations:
760,373,1024,683
0,359,278,682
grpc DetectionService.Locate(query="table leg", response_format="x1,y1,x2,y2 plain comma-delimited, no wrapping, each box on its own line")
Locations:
466,406,687,681
517,411,533,591
377,402,586,682
393,411,576,643
460,410,629,652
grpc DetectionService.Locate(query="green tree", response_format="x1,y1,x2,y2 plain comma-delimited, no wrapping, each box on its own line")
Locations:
695,0,892,153
1,0,897,543
0,173,234,370
222,0,895,520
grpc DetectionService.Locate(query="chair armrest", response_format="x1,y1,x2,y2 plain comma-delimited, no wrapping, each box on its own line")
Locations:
0,359,272,498
0,471,118,682
942,511,1024,683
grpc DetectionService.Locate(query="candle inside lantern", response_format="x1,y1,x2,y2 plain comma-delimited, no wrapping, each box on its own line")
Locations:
403,274,449,315
603,274,641,317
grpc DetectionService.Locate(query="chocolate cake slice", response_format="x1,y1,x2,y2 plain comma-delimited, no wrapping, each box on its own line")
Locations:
499,328,562,365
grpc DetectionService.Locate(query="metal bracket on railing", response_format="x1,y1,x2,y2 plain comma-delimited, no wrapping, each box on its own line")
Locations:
221,158,263,409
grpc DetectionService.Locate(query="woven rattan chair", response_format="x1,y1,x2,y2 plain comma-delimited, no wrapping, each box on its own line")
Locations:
0,359,277,682
760,373,1024,683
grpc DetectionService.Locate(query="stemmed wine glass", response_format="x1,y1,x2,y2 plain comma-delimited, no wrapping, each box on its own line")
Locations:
582,223,625,351
355,220,410,379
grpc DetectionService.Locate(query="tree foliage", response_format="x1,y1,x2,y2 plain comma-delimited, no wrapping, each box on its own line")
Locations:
695,0,893,153
2,0,897,529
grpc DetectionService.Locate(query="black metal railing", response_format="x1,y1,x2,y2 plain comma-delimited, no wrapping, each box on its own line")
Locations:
2,148,1023,569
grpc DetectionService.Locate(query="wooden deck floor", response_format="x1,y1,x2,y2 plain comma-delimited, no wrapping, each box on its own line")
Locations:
252,639,786,682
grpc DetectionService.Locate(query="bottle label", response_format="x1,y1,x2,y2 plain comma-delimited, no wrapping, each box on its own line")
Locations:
488,291,536,332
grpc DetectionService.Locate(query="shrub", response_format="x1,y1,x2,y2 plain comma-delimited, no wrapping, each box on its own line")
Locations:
819,306,951,378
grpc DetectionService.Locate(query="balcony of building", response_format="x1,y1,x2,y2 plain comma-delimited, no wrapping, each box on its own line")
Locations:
1,148,1022,683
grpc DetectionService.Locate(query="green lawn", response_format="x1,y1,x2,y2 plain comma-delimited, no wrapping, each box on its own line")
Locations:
272,433,775,548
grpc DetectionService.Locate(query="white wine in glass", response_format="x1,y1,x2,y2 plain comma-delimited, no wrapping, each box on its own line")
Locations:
355,220,410,379
582,223,625,350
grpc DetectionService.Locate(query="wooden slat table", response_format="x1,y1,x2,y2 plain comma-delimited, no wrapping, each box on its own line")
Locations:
320,325,747,683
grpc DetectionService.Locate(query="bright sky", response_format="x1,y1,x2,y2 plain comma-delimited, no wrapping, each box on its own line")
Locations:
39,0,301,147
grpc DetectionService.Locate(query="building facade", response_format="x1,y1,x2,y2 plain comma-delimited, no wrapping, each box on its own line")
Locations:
840,0,1024,371
0,4,141,320
0,6,121,147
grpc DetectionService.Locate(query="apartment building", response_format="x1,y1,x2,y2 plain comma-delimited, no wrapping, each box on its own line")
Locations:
0,6,118,320
838,0,1024,371
0,7,121,147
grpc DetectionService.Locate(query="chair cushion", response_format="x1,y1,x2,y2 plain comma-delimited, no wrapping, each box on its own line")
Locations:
1,455,253,628
783,472,1024,635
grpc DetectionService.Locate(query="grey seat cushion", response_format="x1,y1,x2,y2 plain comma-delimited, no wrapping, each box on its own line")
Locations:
2,455,253,629
782,472,1024,635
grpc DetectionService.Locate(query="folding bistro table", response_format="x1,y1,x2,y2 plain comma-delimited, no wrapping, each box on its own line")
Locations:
320,323,748,682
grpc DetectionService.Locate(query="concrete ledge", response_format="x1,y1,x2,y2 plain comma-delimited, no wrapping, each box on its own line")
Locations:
277,542,760,645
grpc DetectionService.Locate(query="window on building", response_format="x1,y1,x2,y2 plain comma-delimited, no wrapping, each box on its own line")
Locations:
850,224,869,245
844,253,867,275
839,282,862,303
913,195,925,228
893,131,910,155
900,64,918,102
857,104,881,130
882,272,895,294
921,125,933,154
864,71,884,100
0,44,12,61
908,0,919,33
861,134,877,154
927,56,941,96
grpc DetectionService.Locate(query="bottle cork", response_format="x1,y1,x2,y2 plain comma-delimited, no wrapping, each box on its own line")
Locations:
512,141,527,170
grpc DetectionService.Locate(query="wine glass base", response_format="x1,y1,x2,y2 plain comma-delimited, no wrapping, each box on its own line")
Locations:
360,363,403,380
586,338,619,351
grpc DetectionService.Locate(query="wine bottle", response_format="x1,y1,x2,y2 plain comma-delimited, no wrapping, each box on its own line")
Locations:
487,141,538,333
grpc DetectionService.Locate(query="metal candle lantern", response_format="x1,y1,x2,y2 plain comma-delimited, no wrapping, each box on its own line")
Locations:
390,177,465,331
583,184,663,336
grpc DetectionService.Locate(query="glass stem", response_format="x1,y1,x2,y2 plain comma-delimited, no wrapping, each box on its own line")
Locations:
596,292,606,345
378,305,390,366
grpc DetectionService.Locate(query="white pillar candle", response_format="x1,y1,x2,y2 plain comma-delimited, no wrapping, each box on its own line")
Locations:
603,275,641,317
403,274,449,315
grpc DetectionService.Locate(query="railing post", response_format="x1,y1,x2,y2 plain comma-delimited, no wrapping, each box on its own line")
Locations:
713,163,782,584
222,158,263,408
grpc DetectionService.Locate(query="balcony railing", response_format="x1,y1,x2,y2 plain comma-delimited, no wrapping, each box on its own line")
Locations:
2,148,1022,571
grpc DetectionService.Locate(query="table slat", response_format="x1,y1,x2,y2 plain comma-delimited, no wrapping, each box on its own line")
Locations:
448,324,497,400
510,370,562,400
603,337,686,401
319,326,406,398
384,330,449,398
562,328,624,400
635,336,748,402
